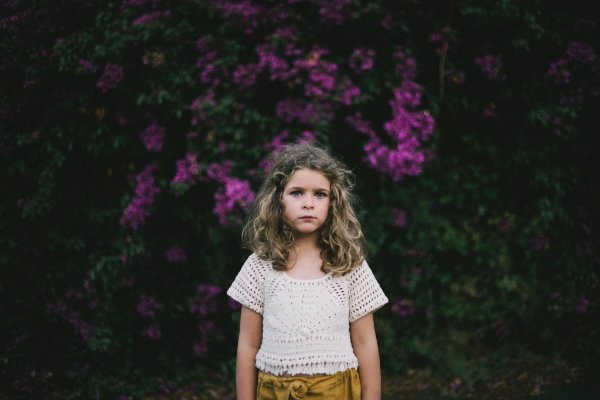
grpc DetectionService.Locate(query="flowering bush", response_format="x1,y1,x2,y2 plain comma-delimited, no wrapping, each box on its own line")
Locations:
1,0,598,397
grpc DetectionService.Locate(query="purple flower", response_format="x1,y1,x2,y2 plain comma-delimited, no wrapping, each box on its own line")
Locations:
193,339,208,357
565,42,597,62
213,177,255,226
263,131,290,152
276,99,317,124
298,130,316,143
142,323,162,340
206,161,232,183
446,68,465,84
305,61,338,97
346,113,375,137
171,152,200,192
139,122,165,152
96,63,123,93
132,11,170,26
228,297,242,310
119,164,160,230
215,0,263,34
318,0,351,24
46,301,94,341
474,54,505,81
188,284,221,315
136,294,163,318
256,44,296,81
429,32,443,43
391,208,407,228
547,59,571,85
339,79,361,105
79,59,96,74
349,48,375,72
165,245,186,264
391,299,415,317
233,63,260,88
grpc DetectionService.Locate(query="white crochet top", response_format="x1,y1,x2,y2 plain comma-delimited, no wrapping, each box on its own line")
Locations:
227,253,388,376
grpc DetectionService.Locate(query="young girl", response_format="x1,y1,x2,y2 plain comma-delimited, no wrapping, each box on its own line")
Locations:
227,143,388,400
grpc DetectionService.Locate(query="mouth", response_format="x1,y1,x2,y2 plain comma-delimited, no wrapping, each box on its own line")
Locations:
299,216,316,220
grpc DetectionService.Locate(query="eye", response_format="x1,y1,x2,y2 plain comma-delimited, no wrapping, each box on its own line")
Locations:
315,191,328,199
289,190,302,197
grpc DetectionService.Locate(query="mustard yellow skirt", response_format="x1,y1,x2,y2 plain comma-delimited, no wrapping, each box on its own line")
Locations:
256,368,361,400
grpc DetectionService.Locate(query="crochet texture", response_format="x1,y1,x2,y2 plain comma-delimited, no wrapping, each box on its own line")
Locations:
227,253,388,376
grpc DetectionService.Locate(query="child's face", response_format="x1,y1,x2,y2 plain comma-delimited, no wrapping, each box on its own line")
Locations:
282,168,331,238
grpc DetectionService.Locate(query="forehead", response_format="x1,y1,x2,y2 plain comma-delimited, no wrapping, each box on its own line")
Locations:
284,168,330,189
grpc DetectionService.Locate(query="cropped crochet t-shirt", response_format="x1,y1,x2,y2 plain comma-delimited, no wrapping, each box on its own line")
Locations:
227,253,388,376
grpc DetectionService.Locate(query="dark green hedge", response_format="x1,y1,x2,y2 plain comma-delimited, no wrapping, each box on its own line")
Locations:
1,0,598,397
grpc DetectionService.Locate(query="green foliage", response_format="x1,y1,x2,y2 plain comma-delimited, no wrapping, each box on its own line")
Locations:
1,0,598,398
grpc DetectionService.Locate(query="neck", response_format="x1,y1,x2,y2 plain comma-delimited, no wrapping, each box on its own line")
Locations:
292,232,320,252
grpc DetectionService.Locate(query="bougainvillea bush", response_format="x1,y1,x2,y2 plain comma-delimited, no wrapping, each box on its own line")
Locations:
1,0,598,397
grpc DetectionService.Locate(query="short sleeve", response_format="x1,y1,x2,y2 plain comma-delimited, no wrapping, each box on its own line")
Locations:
227,253,267,315
348,261,388,322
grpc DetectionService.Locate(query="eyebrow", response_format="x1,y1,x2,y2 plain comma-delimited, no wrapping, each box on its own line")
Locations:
287,186,330,192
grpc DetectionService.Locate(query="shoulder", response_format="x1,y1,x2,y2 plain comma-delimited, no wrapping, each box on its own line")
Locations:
241,252,272,275
346,259,371,279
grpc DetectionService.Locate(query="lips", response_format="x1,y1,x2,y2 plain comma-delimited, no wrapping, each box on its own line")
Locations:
299,216,316,220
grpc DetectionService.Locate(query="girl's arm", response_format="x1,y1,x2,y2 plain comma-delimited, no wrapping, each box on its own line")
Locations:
236,306,263,400
350,312,382,400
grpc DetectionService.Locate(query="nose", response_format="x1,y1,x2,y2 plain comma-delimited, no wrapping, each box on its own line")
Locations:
302,196,314,209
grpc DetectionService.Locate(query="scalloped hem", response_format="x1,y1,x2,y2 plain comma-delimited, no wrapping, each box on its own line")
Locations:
256,359,359,376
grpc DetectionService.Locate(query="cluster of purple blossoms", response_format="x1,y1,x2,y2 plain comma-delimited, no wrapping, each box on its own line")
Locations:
214,177,255,226
46,301,94,341
474,54,506,81
196,47,219,85
339,79,361,105
96,63,124,93
165,245,187,264
142,323,162,340
354,84,434,181
391,298,415,317
132,11,170,26
213,0,264,34
207,160,255,226
349,48,375,73
256,44,296,82
139,122,165,152
565,41,597,62
547,59,571,85
547,41,597,85
263,130,290,152
78,59,96,74
317,0,352,25
345,49,433,180
193,339,209,357
136,294,163,318
549,291,589,315
276,99,319,124
391,208,407,229
446,68,466,84
170,152,200,193
190,88,216,126
233,63,260,87
305,59,338,98
119,164,160,230
188,284,221,315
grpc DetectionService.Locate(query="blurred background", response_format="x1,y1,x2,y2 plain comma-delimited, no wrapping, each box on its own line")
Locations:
1,0,598,398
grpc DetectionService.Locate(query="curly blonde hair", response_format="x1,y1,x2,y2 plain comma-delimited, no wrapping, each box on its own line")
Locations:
242,143,366,276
